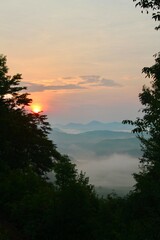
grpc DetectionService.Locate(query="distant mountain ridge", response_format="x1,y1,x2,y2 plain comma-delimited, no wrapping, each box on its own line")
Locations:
50,128,140,158
53,121,133,133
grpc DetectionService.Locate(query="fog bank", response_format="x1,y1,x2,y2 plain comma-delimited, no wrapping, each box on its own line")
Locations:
76,154,139,188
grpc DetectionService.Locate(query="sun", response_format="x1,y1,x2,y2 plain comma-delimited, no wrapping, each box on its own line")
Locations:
31,104,42,113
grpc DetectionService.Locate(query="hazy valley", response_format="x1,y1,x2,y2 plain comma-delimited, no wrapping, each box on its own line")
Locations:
50,121,141,195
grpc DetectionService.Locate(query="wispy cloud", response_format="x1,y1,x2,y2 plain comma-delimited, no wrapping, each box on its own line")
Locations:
79,75,121,87
22,82,85,92
98,78,121,87
22,75,121,93
80,75,101,83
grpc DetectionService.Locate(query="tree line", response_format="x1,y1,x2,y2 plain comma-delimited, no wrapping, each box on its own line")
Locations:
0,1,160,239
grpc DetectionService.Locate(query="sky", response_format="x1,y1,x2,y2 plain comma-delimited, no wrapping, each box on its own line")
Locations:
0,0,159,124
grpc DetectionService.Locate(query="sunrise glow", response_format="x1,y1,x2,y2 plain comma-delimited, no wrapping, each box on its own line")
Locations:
31,104,42,113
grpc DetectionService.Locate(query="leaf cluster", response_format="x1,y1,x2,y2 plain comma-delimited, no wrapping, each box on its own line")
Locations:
133,0,160,29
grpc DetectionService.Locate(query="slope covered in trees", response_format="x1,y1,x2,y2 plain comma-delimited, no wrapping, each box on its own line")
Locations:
0,55,131,240
0,55,102,240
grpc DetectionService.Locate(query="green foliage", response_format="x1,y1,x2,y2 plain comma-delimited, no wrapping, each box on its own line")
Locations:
98,194,127,240
0,54,112,240
123,53,160,239
123,53,160,182
0,226,10,240
0,54,60,176
53,154,78,189
133,0,160,29
0,167,101,240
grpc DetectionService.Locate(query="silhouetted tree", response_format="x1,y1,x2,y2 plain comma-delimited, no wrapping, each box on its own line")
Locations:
133,0,160,29
123,53,160,239
123,53,160,189
0,54,105,240
0,54,61,176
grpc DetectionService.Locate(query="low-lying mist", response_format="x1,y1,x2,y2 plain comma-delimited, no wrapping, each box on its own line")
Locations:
50,126,141,195
75,154,139,189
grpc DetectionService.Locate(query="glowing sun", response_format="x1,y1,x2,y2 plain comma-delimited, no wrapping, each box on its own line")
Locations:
31,104,42,113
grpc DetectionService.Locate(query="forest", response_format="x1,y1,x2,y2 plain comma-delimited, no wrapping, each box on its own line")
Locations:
0,1,160,239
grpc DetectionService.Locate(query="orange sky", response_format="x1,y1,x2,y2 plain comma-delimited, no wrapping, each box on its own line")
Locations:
0,0,159,124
